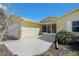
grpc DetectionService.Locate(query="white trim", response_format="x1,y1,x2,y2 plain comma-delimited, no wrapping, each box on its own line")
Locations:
41,22,53,24
67,20,79,32
51,24,52,34
67,20,72,32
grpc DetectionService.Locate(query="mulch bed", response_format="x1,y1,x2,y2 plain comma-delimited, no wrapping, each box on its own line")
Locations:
35,43,68,56
35,42,79,56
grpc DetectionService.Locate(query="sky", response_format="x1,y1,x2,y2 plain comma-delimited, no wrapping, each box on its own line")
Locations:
2,3,79,22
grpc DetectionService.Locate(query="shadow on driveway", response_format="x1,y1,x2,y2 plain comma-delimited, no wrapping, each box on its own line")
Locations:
38,33,55,43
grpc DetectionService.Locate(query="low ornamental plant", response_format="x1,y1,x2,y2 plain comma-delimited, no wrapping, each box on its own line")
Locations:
55,31,75,45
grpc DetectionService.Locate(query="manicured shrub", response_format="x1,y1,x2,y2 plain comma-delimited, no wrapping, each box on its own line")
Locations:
55,31,75,45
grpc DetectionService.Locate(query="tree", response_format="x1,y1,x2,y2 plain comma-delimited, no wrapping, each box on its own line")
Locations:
0,4,10,41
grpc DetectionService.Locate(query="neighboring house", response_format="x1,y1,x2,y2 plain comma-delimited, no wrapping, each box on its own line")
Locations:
40,9,79,35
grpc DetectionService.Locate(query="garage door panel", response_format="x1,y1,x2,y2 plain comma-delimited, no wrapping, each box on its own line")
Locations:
21,27,40,38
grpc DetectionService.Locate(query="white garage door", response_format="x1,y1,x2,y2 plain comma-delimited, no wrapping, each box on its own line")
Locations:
21,27,40,39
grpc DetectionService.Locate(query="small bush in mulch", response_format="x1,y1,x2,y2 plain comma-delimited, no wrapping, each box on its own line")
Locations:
55,31,79,56
35,31,79,56
55,31,75,45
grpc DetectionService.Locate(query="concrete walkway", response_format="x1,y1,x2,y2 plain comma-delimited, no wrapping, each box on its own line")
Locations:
0,33,53,56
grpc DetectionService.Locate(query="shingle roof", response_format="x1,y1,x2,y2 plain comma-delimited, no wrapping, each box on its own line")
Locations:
21,17,41,25
40,16,57,23
40,9,79,24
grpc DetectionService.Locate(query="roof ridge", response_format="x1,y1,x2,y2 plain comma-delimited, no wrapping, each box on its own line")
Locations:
40,16,57,22
21,17,40,24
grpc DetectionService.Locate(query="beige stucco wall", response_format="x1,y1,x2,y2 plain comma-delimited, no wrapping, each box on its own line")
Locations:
57,10,79,35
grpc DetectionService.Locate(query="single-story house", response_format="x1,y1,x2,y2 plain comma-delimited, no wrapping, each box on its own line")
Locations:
1,8,79,40
40,9,79,35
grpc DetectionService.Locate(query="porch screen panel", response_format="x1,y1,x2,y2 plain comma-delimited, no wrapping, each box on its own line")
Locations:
42,25,46,32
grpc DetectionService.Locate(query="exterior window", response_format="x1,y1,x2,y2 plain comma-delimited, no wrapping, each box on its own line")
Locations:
72,21,79,32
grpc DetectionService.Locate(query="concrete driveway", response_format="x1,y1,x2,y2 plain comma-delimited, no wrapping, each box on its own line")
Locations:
0,33,54,56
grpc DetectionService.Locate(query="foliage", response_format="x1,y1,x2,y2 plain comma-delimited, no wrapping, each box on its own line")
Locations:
55,31,75,45
65,51,79,56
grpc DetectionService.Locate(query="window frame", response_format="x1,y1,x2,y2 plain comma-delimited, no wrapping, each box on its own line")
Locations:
72,21,79,32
